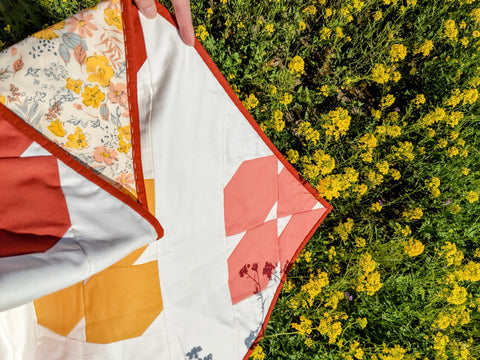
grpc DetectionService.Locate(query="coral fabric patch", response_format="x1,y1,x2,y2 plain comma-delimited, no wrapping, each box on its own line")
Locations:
0,156,71,257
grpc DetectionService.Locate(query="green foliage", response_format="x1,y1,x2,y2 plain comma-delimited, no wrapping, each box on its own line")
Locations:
2,0,480,359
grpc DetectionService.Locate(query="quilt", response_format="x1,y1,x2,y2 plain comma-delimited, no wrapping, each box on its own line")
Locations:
0,1,332,358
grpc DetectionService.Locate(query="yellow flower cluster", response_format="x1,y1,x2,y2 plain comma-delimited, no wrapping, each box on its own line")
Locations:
371,202,382,212
380,94,395,109
301,271,329,306
270,109,285,132
403,238,424,257
117,125,131,154
466,190,479,203
279,93,293,105
433,307,471,330
195,24,209,40
302,5,317,15
377,344,407,360
264,23,274,35
433,333,449,359
440,241,464,267
243,94,259,110
288,55,305,76
444,19,458,41
324,290,344,309
286,149,299,163
402,207,423,220
445,88,479,107
471,8,480,24
446,283,468,305
356,252,382,295
323,107,351,140
371,64,401,84
317,313,343,344
299,121,320,145
389,44,407,62
291,315,313,336
320,27,332,40
393,141,414,161
414,39,434,56
316,174,352,200
455,261,480,282
250,344,265,360
334,218,354,241
426,176,440,197
358,133,377,162
412,94,426,107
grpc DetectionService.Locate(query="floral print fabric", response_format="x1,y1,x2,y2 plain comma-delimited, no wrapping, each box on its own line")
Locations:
0,0,136,198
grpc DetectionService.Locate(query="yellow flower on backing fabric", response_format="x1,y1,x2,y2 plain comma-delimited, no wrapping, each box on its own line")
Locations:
82,85,105,108
48,119,66,137
403,238,424,257
117,125,131,141
389,44,407,62
65,127,88,149
288,55,305,76
118,140,131,154
86,55,114,87
0,94,5,105
195,25,209,40
104,8,122,30
66,78,82,94
33,21,65,40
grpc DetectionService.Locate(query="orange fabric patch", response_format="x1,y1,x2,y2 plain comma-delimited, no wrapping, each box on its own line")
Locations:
144,178,155,216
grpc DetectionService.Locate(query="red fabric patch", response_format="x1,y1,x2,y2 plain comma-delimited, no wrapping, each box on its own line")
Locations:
278,168,318,218
224,156,277,236
0,156,71,257
0,116,33,158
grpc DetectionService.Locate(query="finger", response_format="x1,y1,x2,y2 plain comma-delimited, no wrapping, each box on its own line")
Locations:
134,0,157,19
171,0,195,46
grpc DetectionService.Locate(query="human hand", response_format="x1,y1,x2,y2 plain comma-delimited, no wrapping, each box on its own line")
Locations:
133,0,195,46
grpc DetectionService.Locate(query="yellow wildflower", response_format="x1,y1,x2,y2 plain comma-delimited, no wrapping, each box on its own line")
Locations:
356,317,367,329
82,85,105,108
414,39,434,56
413,94,426,107
265,23,274,35
371,202,382,212
86,55,114,87
447,284,468,305
47,119,65,137
286,149,299,164
389,44,407,62
373,10,382,21
402,207,423,220
65,127,88,149
371,63,390,84
195,25,209,40
323,107,351,140
250,345,265,360
320,27,332,40
466,191,479,203
462,88,478,105
325,8,333,17
279,93,293,105
353,183,368,197
243,94,259,110
335,27,344,38
380,94,395,109
462,167,469,175
471,8,480,25
302,5,317,15
355,237,366,248
440,241,464,266
334,218,354,241
449,204,461,215
291,315,313,336
104,8,122,30
376,161,390,175
288,55,305,76
403,238,424,257
389,168,401,180
444,19,458,41
299,21,306,31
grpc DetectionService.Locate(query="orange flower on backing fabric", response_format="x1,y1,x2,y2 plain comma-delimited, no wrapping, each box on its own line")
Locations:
108,82,128,107
93,146,119,165
86,55,114,87
116,171,135,190
66,11,98,38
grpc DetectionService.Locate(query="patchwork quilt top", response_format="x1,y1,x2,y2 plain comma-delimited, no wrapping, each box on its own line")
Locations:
0,1,331,359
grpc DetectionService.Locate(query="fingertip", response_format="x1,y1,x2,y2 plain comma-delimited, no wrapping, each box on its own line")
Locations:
140,5,157,19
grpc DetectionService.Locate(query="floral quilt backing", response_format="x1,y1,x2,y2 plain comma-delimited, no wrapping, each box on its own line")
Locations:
0,0,136,198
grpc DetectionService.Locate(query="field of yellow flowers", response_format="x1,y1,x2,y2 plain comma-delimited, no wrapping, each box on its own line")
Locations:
2,0,480,359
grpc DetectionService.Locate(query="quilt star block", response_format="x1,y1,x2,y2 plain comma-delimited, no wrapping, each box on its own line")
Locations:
0,1,331,359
